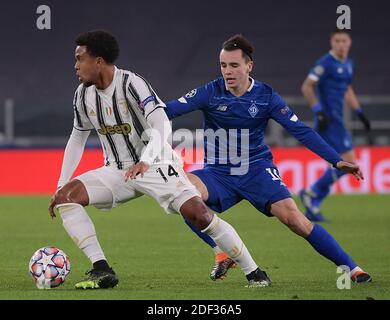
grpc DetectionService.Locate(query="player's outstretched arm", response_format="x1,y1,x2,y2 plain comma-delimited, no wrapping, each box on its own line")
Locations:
270,94,341,167
48,128,90,217
56,128,90,189
165,84,210,120
279,116,363,181
335,160,364,180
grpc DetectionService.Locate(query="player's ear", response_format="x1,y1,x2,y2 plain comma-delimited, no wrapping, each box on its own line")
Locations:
247,61,253,73
96,56,104,67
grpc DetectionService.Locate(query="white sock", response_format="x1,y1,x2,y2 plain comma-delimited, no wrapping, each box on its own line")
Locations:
351,266,363,276
57,203,106,264
202,215,258,275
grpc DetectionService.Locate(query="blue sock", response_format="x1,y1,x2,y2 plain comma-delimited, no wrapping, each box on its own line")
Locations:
184,218,217,248
310,167,346,206
306,224,357,270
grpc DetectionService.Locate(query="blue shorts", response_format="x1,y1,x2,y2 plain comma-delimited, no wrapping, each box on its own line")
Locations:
191,160,291,217
316,124,353,154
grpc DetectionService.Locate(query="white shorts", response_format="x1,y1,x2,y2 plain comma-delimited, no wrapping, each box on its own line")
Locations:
75,162,200,214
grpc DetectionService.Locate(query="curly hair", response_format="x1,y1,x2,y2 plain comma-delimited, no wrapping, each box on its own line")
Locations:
75,30,119,64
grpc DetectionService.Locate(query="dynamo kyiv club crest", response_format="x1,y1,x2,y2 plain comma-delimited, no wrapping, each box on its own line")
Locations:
248,103,259,117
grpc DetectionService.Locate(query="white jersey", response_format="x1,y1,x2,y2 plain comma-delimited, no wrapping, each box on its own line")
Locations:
73,67,176,169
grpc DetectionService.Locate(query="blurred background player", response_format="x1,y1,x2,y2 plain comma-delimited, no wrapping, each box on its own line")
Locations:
49,30,272,289
300,29,371,222
165,34,371,283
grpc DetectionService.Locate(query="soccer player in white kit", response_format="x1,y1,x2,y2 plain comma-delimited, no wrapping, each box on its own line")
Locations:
48,30,270,289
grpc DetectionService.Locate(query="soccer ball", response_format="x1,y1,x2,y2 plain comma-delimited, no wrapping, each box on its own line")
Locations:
29,247,71,289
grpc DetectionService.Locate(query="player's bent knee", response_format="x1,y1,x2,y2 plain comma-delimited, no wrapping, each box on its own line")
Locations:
54,180,89,207
180,196,212,230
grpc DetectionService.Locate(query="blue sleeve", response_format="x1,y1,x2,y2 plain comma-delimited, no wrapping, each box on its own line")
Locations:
308,58,329,82
348,60,354,85
165,84,212,119
269,93,342,166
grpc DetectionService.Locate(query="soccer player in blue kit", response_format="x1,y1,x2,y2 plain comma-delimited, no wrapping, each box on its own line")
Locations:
165,34,372,284
300,29,371,222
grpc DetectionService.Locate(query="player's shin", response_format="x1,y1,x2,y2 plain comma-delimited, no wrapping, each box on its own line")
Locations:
306,224,357,270
202,215,258,275
57,203,107,264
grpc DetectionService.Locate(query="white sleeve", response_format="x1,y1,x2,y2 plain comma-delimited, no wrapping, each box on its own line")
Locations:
128,73,166,119
57,128,90,189
139,108,171,165
73,86,94,131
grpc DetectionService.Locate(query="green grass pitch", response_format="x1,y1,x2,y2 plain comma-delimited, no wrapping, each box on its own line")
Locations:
0,194,389,300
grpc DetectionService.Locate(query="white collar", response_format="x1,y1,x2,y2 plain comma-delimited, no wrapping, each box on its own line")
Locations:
247,77,255,92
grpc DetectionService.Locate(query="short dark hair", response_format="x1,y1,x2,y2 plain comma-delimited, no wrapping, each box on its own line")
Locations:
222,34,254,62
75,30,119,64
330,28,352,38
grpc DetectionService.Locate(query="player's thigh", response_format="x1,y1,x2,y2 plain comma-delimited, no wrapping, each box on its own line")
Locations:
131,162,200,214
241,162,291,217
190,167,241,213
186,172,209,201
76,166,139,210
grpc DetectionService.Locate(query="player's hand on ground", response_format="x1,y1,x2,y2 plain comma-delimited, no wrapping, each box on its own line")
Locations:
125,161,150,181
316,111,329,130
335,161,364,181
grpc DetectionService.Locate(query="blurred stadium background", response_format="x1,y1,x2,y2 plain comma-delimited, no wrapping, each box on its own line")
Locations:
0,0,389,194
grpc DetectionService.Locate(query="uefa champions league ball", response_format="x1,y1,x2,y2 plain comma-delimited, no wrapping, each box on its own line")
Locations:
29,247,71,289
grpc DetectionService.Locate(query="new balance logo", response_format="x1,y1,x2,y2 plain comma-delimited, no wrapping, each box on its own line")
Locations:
217,105,228,112
98,123,131,135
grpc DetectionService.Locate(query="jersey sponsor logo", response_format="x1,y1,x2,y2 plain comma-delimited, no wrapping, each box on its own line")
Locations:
248,103,259,117
314,65,324,76
185,89,197,98
139,95,155,109
98,123,131,135
217,105,228,112
337,67,343,74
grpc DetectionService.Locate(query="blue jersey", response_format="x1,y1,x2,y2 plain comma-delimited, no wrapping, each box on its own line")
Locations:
165,77,341,171
308,52,353,126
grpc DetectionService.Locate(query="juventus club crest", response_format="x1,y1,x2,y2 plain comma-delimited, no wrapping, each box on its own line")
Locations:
248,103,259,117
